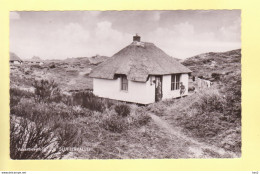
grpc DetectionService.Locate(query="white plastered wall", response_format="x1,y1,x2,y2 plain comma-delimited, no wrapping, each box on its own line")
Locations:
93,73,189,104
93,77,155,104
162,73,189,100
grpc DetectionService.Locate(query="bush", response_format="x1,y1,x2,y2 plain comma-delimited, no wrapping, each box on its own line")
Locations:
49,64,56,69
72,92,104,112
221,72,241,119
193,89,225,113
31,64,42,69
171,89,229,138
33,79,62,103
11,98,87,126
115,104,130,117
102,116,127,133
10,116,67,159
10,88,34,108
211,73,222,81
56,123,83,148
10,88,34,99
182,112,223,138
10,96,20,109
132,108,151,127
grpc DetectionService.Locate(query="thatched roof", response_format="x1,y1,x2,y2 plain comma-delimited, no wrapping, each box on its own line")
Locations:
89,41,192,82
10,52,23,62
25,56,44,62
88,55,109,65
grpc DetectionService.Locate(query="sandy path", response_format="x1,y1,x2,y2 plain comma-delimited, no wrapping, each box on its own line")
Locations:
149,113,238,158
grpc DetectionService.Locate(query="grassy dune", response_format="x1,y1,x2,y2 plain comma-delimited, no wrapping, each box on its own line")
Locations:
10,49,241,158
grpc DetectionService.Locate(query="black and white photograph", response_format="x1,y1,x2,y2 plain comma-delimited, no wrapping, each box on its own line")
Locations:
9,10,241,159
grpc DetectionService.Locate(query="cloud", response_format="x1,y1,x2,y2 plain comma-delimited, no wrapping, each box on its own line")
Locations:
9,11,241,60
10,12,20,20
93,21,132,56
174,22,194,37
220,18,241,42
35,23,91,59
146,21,239,58
55,23,90,43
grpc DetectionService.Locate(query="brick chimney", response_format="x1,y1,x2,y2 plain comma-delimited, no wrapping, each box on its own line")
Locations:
133,34,141,42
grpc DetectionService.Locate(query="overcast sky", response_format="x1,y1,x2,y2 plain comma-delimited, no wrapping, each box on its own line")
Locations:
10,10,241,60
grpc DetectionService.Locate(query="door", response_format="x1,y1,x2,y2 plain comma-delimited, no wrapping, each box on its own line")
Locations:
155,76,162,102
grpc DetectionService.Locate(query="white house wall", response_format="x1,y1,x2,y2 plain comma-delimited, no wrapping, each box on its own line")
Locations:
93,73,189,104
93,77,155,104
162,74,189,100
12,61,21,64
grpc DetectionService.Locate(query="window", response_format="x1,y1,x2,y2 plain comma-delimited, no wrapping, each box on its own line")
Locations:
121,76,128,91
171,74,180,90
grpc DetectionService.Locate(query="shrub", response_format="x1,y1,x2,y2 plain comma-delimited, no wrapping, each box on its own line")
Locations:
193,89,225,114
173,89,229,138
182,112,223,138
10,88,34,99
132,108,151,127
10,88,34,108
33,79,62,103
10,116,67,159
31,64,42,69
188,85,196,92
10,96,20,109
221,72,241,119
56,123,83,148
100,110,128,133
49,64,56,69
72,92,104,112
115,104,130,117
102,116,127,133
11,98,86,126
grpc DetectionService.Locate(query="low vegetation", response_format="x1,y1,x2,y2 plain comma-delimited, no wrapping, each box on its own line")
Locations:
148,49,241,155
115,104,131,117
10,49,241,158
10,80,153,159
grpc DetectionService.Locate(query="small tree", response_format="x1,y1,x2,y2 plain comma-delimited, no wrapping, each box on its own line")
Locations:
32,79,61,103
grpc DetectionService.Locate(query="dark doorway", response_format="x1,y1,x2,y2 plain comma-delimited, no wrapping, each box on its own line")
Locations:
155,76,162,102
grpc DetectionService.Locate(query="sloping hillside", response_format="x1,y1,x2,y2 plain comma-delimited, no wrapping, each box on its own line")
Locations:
182,49,241,81
148,49,241,156
10,54,110,92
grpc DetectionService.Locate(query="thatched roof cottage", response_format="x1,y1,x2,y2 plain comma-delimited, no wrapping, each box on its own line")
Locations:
25,56,44,65
90,35,192,104
10,52,23,64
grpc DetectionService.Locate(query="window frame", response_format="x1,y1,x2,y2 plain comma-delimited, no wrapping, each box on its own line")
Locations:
121,75,128,91
171,74,181,90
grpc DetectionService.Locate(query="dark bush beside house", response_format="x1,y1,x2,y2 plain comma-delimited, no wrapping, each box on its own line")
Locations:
72,92,105,112
115,104,130,117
